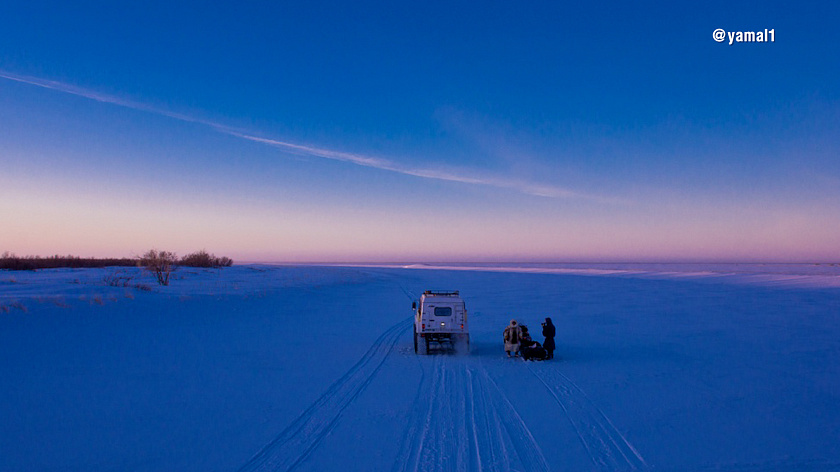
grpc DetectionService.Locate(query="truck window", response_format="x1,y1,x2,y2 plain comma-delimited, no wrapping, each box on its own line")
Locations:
434,307,452,317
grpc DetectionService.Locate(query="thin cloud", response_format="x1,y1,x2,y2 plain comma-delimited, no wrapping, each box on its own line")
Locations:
225,131,599,199
1,70,601,200
0,70,207,125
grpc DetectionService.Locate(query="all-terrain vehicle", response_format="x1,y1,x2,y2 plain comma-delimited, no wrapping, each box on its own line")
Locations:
413,290,469,354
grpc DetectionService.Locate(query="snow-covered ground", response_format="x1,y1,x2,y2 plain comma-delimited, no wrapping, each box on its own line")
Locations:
1,264,839,471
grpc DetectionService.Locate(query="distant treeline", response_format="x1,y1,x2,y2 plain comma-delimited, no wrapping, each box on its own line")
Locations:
1,251,233,271
0,254,136,270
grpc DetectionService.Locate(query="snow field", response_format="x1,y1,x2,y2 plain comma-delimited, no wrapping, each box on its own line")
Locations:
1,265,839,471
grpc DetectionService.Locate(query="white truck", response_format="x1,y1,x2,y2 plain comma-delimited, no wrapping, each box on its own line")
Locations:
413,290,469,354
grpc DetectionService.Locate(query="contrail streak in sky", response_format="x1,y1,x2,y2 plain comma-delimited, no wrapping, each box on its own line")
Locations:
1,70,593,200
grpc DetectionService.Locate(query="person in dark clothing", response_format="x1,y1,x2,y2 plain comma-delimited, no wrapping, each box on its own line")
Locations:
520,324,532,344
542,317,556,359
521,340,547,361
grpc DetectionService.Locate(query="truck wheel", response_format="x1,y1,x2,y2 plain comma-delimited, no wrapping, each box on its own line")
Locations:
420,336,429,355
414,332,418,353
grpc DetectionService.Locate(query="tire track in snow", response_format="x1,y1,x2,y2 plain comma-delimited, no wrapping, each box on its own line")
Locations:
390,356,432,472
238,317,413,472
397,283,418,302
416,356,467,471
474,363,551,472
526,364,648,471
398,356,469,472
688,459,840,471
394,356,549,472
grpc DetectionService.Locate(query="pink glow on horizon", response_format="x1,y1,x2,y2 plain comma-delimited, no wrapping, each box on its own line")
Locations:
3,184,838,263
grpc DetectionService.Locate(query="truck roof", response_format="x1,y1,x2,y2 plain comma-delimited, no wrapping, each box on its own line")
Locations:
420,292,464,305
422,290,460,297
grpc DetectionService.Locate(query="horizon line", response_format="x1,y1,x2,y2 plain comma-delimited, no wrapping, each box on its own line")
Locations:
3,252,839,267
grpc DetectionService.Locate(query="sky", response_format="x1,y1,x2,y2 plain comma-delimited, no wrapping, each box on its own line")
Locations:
1,1,839,263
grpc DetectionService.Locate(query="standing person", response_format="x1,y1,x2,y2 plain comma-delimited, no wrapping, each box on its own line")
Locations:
542,317,556,359
503,319,523,357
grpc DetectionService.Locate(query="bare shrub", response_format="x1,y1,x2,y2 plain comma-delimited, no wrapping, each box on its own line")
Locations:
103,271,134,287
140,250,177,286
179,250,213,267
10,301,27,313
48,297,69,308
180,250,234,268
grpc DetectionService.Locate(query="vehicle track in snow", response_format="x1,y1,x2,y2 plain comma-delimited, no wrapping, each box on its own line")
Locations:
393,355,550,472
471,361,551,472
238,316,413,472
525,363,649,471
688,459,840,471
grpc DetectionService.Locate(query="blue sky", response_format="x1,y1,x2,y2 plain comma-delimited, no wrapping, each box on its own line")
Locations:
1,1,838,262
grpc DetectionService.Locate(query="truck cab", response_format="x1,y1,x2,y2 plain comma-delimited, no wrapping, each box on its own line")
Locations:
413,290,469,354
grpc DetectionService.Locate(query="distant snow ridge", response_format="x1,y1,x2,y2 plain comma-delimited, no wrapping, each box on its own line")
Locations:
385,263,840,290
238,317,413,472
392,356,550,472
